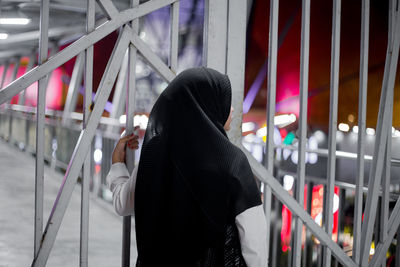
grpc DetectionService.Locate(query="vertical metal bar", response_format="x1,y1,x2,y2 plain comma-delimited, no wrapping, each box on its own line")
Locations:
122,1,139,266
323,0,341,266
0,62,9,88
62,52,85,124
11,59,21,84
80,0,95,266
8,59,20,109
226,0,247,145
202,0,228,73
169,0,179,73
305,182,314,267
360,5,400,265
271,194,280,267
292,0,310,265
353,1,369,264
396,226,400,267
264,1,279,265
107,49,129,133
34,0,49,258
18,55,36,105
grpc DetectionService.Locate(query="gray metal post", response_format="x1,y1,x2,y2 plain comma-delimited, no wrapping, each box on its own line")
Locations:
34,0,49,259
396,226,400,267
264,1,279,265
62,52,84,124
107,49,128,133
292,0,310,265
226,0,247,145
80,0,95,266
11,59,21,84
323,0,341,266
169,0,179,73
0,62,9,88
202,0,228,73
353,0,369,264
121,1,139,266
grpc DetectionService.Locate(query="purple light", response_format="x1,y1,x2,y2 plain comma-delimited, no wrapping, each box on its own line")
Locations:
79,85,113,113
243,61,267,114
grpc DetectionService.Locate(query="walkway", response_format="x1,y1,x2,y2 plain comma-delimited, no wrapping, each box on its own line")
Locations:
0,140,137,267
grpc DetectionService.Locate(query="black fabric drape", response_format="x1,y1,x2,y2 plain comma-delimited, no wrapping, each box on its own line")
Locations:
134,67,261,266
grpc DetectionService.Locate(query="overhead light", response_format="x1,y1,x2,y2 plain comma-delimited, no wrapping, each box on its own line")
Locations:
352,126,359,133
0,33,8,39
394,130,400,138
338,123,349,132
0,18,31,25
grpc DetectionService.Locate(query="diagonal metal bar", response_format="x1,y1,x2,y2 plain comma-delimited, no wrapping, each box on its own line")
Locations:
62,52,85,124
0,0,178,105
323,0,341,265
240,146,357,267
292,0,310,265
264,1,279,264
360,7,400,266
130,30,175,82
370,196,400,266
97,0,119,19
18,55,36,105
379,123,392,267
352,0,369,264
31,26,131,267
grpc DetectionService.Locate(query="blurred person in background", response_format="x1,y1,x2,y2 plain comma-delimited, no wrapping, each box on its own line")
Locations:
107,67,268,267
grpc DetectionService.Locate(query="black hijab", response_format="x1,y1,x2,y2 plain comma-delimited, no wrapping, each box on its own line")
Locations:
134,67,261,266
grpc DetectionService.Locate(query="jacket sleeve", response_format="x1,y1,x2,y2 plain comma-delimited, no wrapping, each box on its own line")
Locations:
235,204,268,267
106,162,138,216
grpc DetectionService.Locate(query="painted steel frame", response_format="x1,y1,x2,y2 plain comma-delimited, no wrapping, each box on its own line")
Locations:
292,0,310,265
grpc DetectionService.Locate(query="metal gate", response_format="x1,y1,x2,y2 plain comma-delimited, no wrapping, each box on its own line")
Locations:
0,0,399,266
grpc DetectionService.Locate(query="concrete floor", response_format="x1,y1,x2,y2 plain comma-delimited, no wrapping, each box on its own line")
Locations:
0,140,138,267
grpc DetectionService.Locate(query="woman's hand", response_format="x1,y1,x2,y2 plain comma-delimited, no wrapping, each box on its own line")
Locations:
112,126,140,164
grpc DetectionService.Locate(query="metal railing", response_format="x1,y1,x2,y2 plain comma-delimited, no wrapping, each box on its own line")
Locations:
0,0,399,266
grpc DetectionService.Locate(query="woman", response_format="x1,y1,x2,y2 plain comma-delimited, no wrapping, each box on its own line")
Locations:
107,67,268,266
